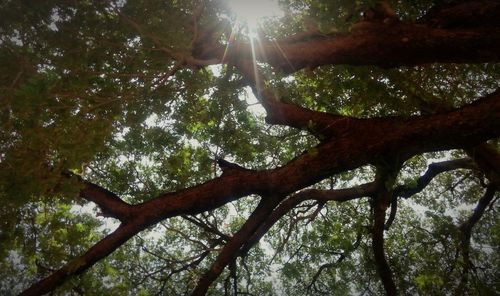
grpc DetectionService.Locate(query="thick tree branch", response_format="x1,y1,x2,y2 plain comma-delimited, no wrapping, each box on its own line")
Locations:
384,67,500,190
201,20,500,73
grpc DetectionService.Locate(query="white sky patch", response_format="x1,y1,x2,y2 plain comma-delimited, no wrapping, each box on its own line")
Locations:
227,0,283,34
243,86,267,116
70,203,121,233
208,65,223,77
144,113,158,126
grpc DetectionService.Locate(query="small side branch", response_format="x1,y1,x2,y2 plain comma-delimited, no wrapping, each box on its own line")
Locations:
306,231,363,292
65,172,133,221
384,198,398,230
395,158,476,198
386,158,476,229
372,198,397,296
182,215,231,242
216,158,248,175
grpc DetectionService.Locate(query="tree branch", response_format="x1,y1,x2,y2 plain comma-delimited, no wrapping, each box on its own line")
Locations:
386,158,477,229
65,172,133,222
394,158,477,199
201,13,500,72
182,215,231,242
22,88,500,294
235,59,346,140
465,144,500,188
20,222,143,296
456,185,497,292
191,195,282,296
306,231,363,293
241,182,377,254
371,167,398,296
384,66,500,191
372,200,397,296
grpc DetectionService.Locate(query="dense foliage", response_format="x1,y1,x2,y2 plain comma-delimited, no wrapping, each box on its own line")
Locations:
0,0,499,295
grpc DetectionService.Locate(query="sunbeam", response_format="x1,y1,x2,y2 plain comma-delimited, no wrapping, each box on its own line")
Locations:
226,0,282,38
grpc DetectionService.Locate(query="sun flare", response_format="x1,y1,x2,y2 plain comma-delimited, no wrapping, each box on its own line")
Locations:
226,0,283,37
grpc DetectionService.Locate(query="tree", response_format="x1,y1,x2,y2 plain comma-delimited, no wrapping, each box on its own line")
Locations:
0,0,499,295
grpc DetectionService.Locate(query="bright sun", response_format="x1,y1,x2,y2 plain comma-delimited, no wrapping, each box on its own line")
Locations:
227,0,283,36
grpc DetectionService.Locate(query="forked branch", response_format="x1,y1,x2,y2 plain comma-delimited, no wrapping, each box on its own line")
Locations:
241,182,377,254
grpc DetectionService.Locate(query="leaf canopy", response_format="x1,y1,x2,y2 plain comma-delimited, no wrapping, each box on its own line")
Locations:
0,0,499,295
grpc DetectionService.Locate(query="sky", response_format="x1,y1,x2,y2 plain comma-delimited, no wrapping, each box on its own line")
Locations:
227,0,283,30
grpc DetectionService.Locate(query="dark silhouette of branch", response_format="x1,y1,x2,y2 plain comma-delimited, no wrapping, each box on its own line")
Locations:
371,166,399,296
384,198,398,231
372,201,397,296
241,182,377,255
456,185,497,292
466,144,500,188
182,215,231,242
385,158,477,230
394,158,476,199
64,172,133,221
191,195,282,296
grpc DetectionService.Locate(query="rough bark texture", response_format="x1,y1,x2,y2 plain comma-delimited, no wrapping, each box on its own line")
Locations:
214,25,500,73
